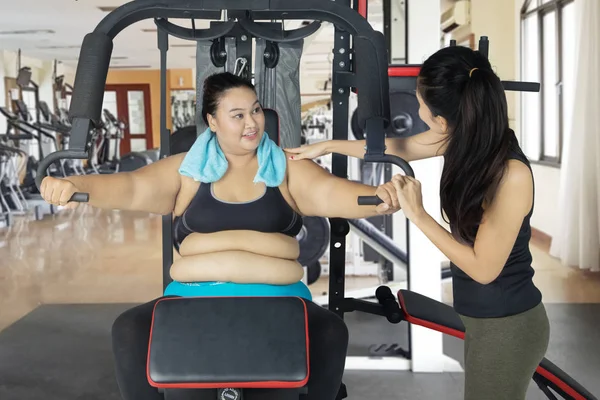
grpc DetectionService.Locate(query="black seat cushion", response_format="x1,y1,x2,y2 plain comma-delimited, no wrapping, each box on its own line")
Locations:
147,296,309,390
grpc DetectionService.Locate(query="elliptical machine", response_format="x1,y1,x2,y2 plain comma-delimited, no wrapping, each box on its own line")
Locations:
100,109,159,173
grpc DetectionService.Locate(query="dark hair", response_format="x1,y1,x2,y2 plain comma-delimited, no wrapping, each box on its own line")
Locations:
201,72,256,125
417,46,522,245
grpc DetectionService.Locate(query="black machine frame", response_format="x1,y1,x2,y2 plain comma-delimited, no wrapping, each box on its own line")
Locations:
32,1,597,399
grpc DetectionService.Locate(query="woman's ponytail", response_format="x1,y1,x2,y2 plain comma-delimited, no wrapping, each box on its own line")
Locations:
418,46,515,244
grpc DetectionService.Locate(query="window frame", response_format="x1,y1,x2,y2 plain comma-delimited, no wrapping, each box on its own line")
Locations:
520,0,574,167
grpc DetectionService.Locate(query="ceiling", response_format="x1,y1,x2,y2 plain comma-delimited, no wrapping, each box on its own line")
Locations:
0,0,387,96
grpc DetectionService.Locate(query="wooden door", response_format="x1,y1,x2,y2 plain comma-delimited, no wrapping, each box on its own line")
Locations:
103,84,153,156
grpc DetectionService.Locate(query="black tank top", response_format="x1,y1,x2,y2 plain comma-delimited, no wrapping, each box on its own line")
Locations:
173,182,303,247
450,146,542,318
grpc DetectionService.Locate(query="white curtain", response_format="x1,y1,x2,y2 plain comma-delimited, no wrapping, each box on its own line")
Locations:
550,0,600,272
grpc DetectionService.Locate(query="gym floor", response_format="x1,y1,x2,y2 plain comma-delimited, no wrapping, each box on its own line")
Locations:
1,207,600,399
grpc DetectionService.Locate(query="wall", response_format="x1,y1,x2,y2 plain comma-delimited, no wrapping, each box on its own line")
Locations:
169,69,194,90
106,68,196,146
106,69,163,147
0,50,67,120
397,0,445,373
470,0,518,127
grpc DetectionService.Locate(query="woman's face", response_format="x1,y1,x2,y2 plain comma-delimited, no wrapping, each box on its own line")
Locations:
207,87,265,155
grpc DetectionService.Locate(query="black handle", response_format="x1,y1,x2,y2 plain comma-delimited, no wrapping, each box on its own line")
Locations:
501,81,540,92
238,18,321,42
35,150,90,203
358,153,414,206
358,195,383,205
375,286,403,324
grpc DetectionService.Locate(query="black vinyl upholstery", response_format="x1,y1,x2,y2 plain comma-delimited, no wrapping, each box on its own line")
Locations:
263,108,280,145
397,289,465,336
147,296,309,389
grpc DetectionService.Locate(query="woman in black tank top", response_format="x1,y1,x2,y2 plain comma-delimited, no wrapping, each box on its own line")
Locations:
288,46,550,400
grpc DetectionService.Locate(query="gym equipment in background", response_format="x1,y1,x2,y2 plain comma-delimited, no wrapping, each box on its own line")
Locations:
171,90,196,130
0,104,58,221
94,109,159,173
33,1,596,399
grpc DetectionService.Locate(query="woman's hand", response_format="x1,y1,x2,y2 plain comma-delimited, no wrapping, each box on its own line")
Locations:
40,176,81,209
374,181,402,215
285,141,331,160
390,174,426,222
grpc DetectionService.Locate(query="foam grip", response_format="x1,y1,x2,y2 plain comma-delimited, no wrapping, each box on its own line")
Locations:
354,32,391,130
69,32,114,125
358,195,383,206
376,286,403,323
70,192,90,203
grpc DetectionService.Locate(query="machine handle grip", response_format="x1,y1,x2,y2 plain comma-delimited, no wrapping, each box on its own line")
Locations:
357,195,383,206
35,150,90,203
376,286,403,324
358,154,414,206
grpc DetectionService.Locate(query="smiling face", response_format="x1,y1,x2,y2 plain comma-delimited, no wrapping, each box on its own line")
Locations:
206,87,265,155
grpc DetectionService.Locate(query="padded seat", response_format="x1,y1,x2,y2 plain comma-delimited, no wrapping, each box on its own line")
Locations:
147,296,310,391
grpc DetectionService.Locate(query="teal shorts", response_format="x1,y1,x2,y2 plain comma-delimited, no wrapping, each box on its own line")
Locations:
163,280,313,301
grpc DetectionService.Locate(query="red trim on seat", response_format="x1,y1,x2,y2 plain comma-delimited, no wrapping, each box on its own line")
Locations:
396,291,588,400
388,66,421,77
535,367,586,400
396,292,465,339
146,296,310,390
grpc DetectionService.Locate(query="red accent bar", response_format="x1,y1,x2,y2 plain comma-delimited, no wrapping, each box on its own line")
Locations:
388,66,421,77
358,0,367,18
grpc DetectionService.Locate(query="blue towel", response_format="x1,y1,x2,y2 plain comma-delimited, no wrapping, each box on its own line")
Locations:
178,128,286,187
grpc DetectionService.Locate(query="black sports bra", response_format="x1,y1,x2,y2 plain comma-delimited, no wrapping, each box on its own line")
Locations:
173,182,303,247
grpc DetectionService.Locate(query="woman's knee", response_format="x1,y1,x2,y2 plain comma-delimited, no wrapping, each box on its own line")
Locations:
307,303,349,352
111,302,155,348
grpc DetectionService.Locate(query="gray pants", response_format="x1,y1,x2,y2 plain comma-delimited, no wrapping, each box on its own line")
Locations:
459,302,550,400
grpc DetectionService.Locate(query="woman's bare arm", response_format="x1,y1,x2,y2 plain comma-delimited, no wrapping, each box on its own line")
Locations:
287,130,447,162
286,157,397,219
61,153,186,215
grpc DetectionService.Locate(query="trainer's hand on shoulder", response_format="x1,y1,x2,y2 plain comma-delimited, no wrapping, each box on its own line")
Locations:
40,176,81,209
374,181,401,215
285,141,330,160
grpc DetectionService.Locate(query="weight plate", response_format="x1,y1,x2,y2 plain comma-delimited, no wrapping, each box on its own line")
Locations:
297,216,330,267
388,91,428,138
210,39,227,68
307,261,322,286
351,90,428,140
263,41,280,69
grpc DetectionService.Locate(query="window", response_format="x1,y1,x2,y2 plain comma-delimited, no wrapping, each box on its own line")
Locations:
520,0,576,166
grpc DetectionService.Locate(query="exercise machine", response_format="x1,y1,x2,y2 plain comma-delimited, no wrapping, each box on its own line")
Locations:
34,1,597,399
